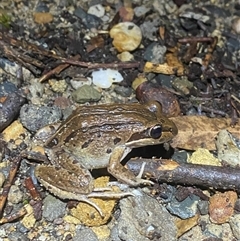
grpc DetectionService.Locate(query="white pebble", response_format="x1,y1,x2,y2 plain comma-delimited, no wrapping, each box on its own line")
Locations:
92,69,123,89
88,4,105,18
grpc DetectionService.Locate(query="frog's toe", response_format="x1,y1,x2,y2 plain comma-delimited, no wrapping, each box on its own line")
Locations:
135,162,154,186
80,197,104,217
135,178,154,186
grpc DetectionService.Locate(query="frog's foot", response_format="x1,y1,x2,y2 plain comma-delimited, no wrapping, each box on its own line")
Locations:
135,162,154,186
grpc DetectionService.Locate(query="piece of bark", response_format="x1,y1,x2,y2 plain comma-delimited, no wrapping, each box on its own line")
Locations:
170,116,240,150
126,158,240,192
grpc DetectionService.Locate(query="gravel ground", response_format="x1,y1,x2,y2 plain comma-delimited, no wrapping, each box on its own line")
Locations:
0,0,240,240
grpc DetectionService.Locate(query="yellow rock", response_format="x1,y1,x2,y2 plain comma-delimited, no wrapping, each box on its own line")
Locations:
70,176,117,227
132,74,147,90
63,215,81,225
188,148,221,166
2,120,27,142
110,22,142,52
33,12,53,24
21,204,36,229
92,225,111,240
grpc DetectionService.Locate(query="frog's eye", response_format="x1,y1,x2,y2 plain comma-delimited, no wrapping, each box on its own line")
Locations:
149,125,162,139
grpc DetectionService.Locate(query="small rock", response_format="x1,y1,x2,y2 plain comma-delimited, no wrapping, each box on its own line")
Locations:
92,69,123,89
0,172,5,188
0,59,32,81
70,177,117,226
166,195,200,219
134,5,151,17
8,185,23,204
21,204,36,229
197,200,209,215
48,79,67,93
188,148,221,166
110,22,142,52
117,51,134,62
73,226,98,241
74,7,102,29
144,42,167,64
209,191,237,224
33,12,53,24
0,92,26,132
8,231,29,241
88,4,105,18
119,6,134,22
114,86,132,97
20,104,62,132
171,76,194,95
54,96,71,109
28,78,44,105
70,77,92,90
215,130,240,167
91,225,110,240
42,195,67,222
111,191,177,241
229,214,240,239
72,85,101,103
153,0,177,15
0,81,18,96
140,17,161,41
136,81,181,117
232,17,240,34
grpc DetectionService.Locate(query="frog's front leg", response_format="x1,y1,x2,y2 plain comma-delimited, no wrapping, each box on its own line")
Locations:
108,146,153,186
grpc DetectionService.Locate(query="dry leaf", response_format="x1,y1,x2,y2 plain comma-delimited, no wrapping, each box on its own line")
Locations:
170,116,240,150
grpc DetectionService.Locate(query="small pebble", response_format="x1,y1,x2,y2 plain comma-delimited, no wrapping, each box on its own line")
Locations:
33,12,53,24
209,191,237,224
72,85,101,103
110,22,142,52
42,195,67,222
144,42,167,64
229,214,240,239
134,5,151,17
8,185,23,204
232,17,240,34
74,7,102,29
20,104,62,132
119,6,134,22
0,172,5,188
92,69,123,89
70,77,92,90
117,51,134,62
48,79,67,93
73,227,98,241
166,195,200,219
88,4,105,18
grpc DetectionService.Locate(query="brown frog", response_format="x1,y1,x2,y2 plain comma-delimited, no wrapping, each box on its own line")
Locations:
33,101,178,215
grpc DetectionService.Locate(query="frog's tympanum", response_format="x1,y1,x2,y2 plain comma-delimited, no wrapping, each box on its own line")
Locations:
34,101,178,215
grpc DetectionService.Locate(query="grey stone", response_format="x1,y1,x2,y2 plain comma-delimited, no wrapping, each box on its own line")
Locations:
229,214,240,239
110,190,177,241
167,195,200,219
72,85,101,103
20,104,62,131
42,195,67,222
73,226,99,241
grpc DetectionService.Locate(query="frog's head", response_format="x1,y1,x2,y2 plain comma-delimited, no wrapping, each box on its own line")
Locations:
125,101,178,148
